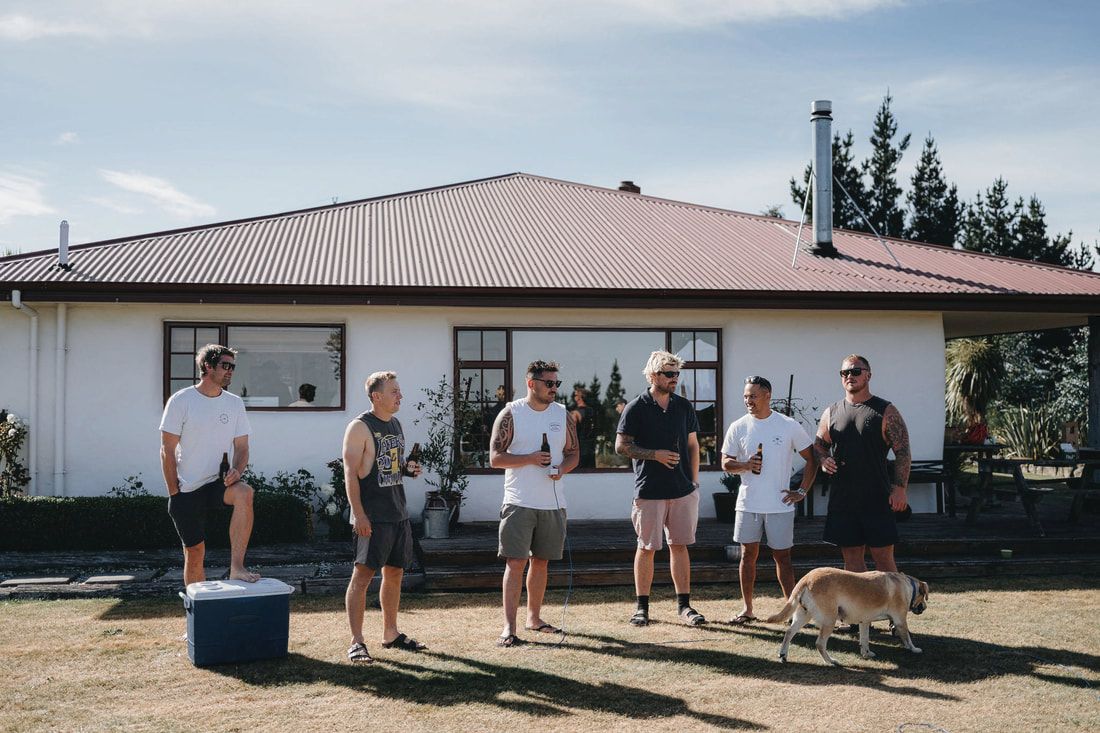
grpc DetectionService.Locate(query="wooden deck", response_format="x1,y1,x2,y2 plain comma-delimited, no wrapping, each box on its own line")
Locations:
2,493,1097,597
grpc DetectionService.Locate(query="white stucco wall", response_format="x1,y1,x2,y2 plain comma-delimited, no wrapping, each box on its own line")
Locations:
0,303,945,518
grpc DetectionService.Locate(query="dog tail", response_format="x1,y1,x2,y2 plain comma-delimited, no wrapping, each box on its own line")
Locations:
765,586,803,624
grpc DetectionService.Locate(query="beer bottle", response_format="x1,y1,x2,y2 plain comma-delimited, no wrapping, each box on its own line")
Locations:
752,443,763,475
407,442,421,463
541,432,556,476
219,452,230,482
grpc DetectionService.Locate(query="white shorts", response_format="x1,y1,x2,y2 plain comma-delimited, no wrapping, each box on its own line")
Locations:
733,510,794,550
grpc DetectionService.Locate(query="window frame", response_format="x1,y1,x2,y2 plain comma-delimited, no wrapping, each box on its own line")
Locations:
162,321,347,412
455,326,723,474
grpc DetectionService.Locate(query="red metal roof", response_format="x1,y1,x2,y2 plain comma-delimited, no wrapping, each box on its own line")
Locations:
2,173,1099,305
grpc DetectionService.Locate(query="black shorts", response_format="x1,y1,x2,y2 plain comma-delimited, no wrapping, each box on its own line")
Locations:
167,479,229,548
354,520,414,570
823,504,898,548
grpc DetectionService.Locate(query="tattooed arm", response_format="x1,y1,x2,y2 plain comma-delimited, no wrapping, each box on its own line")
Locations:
813,406,836,474
616,433,679,469
883,404,912,502
488,406,549,469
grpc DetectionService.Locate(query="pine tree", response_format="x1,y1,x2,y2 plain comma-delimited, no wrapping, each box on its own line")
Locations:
790,130,870,232
862,92,911,237
962,177,1016,256
604,359,626,432
906,135,961,246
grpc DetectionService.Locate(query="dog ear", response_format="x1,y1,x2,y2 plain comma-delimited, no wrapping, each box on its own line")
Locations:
919,581,929,598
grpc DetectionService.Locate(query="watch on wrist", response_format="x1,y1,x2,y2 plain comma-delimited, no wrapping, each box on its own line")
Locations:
691,481,700,490
795,488,807,496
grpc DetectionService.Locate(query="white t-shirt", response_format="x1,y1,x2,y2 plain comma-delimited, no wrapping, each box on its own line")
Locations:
159,386,252,493
502,398,568,510
721,411,812,514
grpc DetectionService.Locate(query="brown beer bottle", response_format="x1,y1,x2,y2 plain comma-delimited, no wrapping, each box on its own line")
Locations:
407,442,421,463
219,452,230,482
751,443,763,475
540,432,551,465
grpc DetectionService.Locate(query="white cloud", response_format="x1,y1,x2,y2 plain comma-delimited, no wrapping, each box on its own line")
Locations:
85,196,142,215
0,13,102,41
99,169,215,219
0,172,56,223
54,131,78,145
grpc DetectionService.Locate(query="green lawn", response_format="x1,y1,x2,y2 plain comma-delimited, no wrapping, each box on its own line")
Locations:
2,577,1098,732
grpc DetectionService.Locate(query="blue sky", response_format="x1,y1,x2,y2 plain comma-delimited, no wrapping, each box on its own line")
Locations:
2,0,1098,257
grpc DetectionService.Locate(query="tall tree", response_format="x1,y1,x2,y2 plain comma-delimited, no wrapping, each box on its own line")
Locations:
790,130,870,232
906,135,961,246
862,92,911,237
961,177,1016,255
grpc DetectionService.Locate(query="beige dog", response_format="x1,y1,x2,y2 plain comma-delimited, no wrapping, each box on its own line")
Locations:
766,567,929,665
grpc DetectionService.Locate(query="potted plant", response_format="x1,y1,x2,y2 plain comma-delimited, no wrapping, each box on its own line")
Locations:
415,376,485,529
713,473,740,524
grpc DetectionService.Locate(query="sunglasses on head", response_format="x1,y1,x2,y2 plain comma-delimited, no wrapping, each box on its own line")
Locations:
216,361,237,371
839,367,865,377
536,379,562,388
657,370,680,379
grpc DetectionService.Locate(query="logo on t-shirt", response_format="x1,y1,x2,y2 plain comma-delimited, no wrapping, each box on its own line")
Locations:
549,422,562,433
770,435,784,446
218,413,229,424
375,432,405,487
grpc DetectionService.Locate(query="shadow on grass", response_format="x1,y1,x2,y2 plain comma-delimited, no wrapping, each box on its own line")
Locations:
567,624,1100,698
207,650,761,729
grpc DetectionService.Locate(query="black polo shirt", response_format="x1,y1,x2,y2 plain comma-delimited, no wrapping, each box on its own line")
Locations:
617,389,700,500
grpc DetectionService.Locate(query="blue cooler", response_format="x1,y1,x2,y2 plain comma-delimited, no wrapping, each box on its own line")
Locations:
181,578,294,667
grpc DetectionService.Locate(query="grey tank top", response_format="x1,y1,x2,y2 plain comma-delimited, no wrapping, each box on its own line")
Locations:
827,396,892,509
356,412,408,522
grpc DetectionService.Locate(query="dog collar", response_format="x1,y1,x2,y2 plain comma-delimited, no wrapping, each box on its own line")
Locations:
908,576,920,609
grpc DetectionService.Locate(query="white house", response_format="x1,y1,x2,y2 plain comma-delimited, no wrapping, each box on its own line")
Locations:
3,172,1099,520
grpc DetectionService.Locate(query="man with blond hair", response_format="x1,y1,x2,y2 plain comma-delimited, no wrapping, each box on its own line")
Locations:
342,370,424,663
616,350,705,627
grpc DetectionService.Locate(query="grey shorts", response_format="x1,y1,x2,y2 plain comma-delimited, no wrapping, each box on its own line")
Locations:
498,504,567,560
733,510,795,550
354,519,414,570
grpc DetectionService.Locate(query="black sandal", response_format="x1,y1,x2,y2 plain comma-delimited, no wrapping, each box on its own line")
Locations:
497,633,526,647
679,607,707,626
629,609,649,626
347,642,373,663
381,632,427,651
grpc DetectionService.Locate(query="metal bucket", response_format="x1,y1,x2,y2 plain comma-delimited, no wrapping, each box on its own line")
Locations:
422,493,455,539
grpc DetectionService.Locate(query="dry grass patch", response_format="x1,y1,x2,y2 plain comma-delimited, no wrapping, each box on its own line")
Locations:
2,577,1098,732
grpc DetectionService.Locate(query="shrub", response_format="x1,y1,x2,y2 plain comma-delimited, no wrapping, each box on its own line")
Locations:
0,409,30,498
992,403,1060,460
0,493,312,551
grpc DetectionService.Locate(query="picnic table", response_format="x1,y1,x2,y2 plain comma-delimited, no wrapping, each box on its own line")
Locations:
943,442,1008,518
967,456,1100,537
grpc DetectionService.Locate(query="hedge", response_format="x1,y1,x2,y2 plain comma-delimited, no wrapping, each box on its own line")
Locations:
0,493,313,551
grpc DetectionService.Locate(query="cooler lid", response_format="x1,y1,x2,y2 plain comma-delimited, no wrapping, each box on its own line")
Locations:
185,577,295,600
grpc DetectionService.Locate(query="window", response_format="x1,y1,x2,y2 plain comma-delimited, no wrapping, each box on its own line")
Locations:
456,327,722,471
164,323,345,410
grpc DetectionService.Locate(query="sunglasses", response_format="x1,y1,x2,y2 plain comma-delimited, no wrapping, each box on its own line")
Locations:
839,367,865,377
536,379,562,388
657,370,680,379
216,361,237,371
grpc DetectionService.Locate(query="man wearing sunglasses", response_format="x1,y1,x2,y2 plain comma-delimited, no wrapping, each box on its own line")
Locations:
160,344,260,587
616,350,705,627
489,360,579,647
814,355,911,574
721,376,816,625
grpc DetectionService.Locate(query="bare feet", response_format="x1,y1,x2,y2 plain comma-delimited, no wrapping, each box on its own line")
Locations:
229,566,260,583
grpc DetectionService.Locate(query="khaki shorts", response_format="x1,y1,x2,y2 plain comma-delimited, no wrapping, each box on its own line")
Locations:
498,504,567,560
631,489,700,551
733,510,795,550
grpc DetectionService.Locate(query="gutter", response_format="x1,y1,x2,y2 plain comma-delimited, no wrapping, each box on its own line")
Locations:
10,290,39,494
54,303,67,496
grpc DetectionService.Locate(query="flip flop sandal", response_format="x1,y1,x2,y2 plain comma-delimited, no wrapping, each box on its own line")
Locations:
381,633,427,652
729,614,758,626
524,623,562,634
497,634,526,648
629,610,650,627
347,642,374,663
680,607,707,626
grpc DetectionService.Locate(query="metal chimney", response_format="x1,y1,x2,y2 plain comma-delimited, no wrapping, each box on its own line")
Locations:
810,100,838,257
618,180,641,194
57,220,71,270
